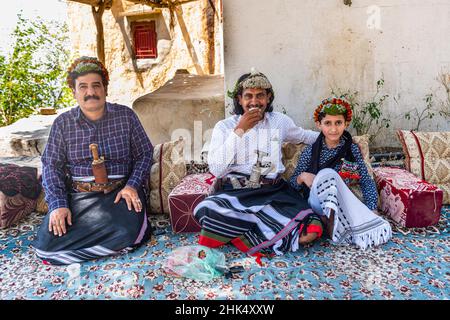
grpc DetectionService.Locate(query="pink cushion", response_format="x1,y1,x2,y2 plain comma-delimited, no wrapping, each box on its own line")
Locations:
374,166,443,228
168,173,218,233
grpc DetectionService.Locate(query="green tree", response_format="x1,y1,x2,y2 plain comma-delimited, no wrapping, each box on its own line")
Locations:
0,14,74,126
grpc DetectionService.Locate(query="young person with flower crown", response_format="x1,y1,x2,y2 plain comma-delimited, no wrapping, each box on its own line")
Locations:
289,98,392,249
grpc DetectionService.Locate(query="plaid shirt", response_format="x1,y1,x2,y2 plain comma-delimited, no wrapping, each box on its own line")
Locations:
42,103,153,213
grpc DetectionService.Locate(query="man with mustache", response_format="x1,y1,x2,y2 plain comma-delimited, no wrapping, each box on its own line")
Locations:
32,56,153,265
193,70,322,263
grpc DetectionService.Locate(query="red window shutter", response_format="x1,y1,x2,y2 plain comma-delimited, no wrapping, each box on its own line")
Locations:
134,21,157,59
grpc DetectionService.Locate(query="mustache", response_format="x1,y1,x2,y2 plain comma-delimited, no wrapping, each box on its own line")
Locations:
84,95,101,102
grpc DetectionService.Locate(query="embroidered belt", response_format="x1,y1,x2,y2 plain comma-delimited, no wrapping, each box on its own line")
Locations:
72,179,126,194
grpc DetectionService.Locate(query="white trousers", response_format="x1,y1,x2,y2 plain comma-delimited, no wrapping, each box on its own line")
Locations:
308,168,392,250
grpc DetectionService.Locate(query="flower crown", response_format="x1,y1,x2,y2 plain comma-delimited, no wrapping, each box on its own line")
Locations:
66,56,109,89
313,97,353,122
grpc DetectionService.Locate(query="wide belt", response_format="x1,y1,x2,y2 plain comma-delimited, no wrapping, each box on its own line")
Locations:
72,179,126,194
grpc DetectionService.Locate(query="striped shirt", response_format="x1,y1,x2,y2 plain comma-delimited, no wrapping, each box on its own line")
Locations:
42,103,153,213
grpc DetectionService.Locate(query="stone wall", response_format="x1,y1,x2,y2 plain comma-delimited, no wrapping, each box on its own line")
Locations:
132,72,225,159
67,0,223,108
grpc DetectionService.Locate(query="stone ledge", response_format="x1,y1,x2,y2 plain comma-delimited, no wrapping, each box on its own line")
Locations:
0,107,71,157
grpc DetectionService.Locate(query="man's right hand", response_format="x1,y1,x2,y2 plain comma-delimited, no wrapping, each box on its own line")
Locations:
48,208,72,237
234,108,262,136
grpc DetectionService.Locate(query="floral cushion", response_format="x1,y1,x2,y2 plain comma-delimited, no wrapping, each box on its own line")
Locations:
0,193,37,229
280,143,308,181
397,130,450,204
373,166,442,227
0,163,41,228
352,134,374,178
168,173,218,233
149,138,186,215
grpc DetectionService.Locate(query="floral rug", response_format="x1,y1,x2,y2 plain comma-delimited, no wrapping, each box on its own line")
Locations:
0,207,448,300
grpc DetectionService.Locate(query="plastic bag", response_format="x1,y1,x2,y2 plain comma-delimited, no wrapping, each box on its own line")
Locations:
164,245,226,282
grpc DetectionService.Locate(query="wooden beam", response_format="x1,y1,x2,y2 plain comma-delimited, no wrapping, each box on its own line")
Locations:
125,0,200,9
92,1,106,64
174,5,204,75
68,0,112,9
206,0,215,74
69,0,101,6
118,8,162,18
125,0,169,8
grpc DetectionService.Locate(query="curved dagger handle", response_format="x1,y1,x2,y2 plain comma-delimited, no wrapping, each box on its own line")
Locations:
89,144,100,161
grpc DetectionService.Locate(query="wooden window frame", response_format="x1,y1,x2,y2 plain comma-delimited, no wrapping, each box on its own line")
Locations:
132,21,158,59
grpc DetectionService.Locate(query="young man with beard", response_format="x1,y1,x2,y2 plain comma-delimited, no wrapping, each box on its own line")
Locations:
193,70,323,263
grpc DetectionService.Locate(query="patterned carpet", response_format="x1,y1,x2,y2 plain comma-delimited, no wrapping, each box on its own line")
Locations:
0,207,448,300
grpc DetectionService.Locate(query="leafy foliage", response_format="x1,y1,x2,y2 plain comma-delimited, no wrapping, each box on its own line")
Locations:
331,78,390,142
0,14,74,126
404,93,436,131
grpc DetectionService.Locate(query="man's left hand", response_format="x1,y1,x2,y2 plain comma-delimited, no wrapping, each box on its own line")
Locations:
114,185,142,212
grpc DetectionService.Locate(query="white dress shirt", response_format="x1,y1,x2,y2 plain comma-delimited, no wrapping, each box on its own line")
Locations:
207,111,319,178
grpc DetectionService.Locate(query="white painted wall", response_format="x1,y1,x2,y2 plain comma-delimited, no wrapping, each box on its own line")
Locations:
67,0,224,108
223,0,450,147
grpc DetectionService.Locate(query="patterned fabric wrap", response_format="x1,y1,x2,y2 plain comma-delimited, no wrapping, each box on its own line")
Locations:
308,168,391,250
193,181,315,257
0,164,40,228
351,134,374,178
373,166,443,228
149,139,186,215
397,130,450,204
168,173,218,233
32,187,151,265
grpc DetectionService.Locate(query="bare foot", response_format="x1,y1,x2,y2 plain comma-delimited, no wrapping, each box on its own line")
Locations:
319,210,335,239
299,232,318,245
